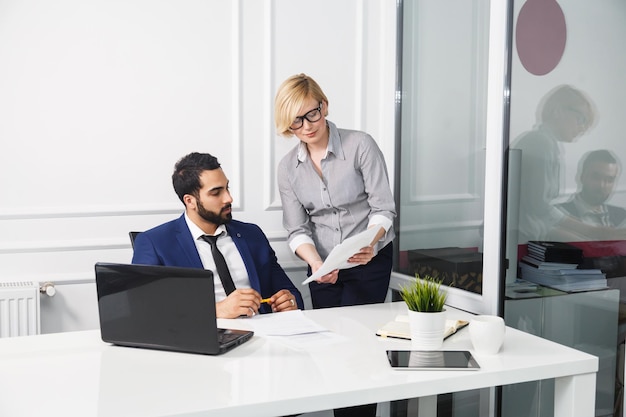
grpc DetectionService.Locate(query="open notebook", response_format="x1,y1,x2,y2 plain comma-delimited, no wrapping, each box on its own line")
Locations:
376,315,469,340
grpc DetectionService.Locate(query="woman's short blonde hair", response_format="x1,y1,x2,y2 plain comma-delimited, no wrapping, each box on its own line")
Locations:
274,73,329,137
540,84,596,131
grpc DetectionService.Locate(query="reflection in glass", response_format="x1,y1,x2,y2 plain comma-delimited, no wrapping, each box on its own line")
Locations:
511,85,596,243
408,350,445,367
505,4,626,416
557,150,626,230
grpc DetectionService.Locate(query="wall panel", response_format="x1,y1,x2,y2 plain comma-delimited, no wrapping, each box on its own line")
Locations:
0,0,397,332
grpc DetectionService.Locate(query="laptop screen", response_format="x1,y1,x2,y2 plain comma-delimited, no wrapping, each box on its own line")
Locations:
95,262,225,354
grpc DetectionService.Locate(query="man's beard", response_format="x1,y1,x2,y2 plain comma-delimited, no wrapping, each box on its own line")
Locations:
197,201,232,225
581,188,610,206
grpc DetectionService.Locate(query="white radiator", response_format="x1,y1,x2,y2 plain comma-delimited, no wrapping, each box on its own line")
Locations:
0,282,40,337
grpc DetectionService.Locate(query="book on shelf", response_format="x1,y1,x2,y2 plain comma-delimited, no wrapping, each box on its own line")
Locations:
527,241,582,253
376,315,469,340
527,241,583,264
520,256,579,270
520,260,602,276
530,281,608,293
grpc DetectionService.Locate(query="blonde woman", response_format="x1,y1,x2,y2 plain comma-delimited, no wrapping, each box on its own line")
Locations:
275,72,395,417
275,73,396,312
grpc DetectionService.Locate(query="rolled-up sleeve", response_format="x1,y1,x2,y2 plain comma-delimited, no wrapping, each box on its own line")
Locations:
358,133,396,228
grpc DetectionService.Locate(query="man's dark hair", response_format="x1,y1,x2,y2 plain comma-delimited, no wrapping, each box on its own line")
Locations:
582,149,618,174
172,152,221,202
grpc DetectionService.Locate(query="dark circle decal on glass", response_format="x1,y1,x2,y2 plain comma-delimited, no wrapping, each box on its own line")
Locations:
516,0,567,76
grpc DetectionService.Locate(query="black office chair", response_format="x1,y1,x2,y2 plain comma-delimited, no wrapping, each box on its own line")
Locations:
129,231,142,249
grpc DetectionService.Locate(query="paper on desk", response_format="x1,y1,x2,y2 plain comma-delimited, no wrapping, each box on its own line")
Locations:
271,331,348,350
302,226,380,285
247,310,329,336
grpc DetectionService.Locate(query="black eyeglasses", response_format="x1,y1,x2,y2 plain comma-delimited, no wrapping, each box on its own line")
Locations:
289,103,322,130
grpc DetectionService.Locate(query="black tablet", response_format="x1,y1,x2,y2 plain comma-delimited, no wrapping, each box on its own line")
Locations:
387,350,480,370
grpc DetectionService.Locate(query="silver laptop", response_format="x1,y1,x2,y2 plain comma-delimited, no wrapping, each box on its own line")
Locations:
95,262,253,355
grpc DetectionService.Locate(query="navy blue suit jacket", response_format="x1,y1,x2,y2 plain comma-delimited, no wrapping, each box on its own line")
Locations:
557,199,626,227
131,215,303,312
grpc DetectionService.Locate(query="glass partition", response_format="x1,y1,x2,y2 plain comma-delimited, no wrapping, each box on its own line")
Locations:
504,1,626,416
397,0,626,415
394,1,509,415
395,0,506,316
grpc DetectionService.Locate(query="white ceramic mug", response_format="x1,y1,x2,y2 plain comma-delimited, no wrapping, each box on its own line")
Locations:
469,315,505,355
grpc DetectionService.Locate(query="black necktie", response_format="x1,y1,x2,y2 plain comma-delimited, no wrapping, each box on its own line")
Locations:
201,233,236,295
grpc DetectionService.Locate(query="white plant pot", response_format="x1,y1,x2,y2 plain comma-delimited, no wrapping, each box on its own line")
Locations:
407,309,447,350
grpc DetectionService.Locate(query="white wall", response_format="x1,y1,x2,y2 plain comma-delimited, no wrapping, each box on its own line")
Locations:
0,0,397,332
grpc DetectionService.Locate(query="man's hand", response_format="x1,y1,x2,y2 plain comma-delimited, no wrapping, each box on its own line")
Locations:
215,288,261,318
265,289,299,312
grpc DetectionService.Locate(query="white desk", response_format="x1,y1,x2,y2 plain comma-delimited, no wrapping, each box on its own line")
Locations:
0,302,597,417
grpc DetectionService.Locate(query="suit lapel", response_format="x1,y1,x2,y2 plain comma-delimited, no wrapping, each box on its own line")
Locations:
174,215,204,268
227,223,261,292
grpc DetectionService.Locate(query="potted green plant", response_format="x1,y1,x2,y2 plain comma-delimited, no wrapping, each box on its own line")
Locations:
400,275,448,350
400,274,447,312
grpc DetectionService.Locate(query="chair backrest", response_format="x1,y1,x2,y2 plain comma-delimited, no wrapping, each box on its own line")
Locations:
129,231,142,249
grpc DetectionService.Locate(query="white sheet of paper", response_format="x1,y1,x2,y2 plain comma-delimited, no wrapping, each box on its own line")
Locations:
302,226,380,285
247,310,329,336
269,331,347,349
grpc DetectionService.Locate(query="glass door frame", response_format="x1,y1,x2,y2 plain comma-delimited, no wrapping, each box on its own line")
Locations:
391,0,513,316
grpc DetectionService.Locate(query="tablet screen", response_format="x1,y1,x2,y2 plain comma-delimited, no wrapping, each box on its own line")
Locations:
387,350,480,370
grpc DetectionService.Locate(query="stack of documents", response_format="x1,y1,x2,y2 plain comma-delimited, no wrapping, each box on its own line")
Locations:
519,261,607,292
520,242,607,292
303,227,379,284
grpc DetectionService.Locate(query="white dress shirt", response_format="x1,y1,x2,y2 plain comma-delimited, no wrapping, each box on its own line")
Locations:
277,120,396,259
184,213,251,301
